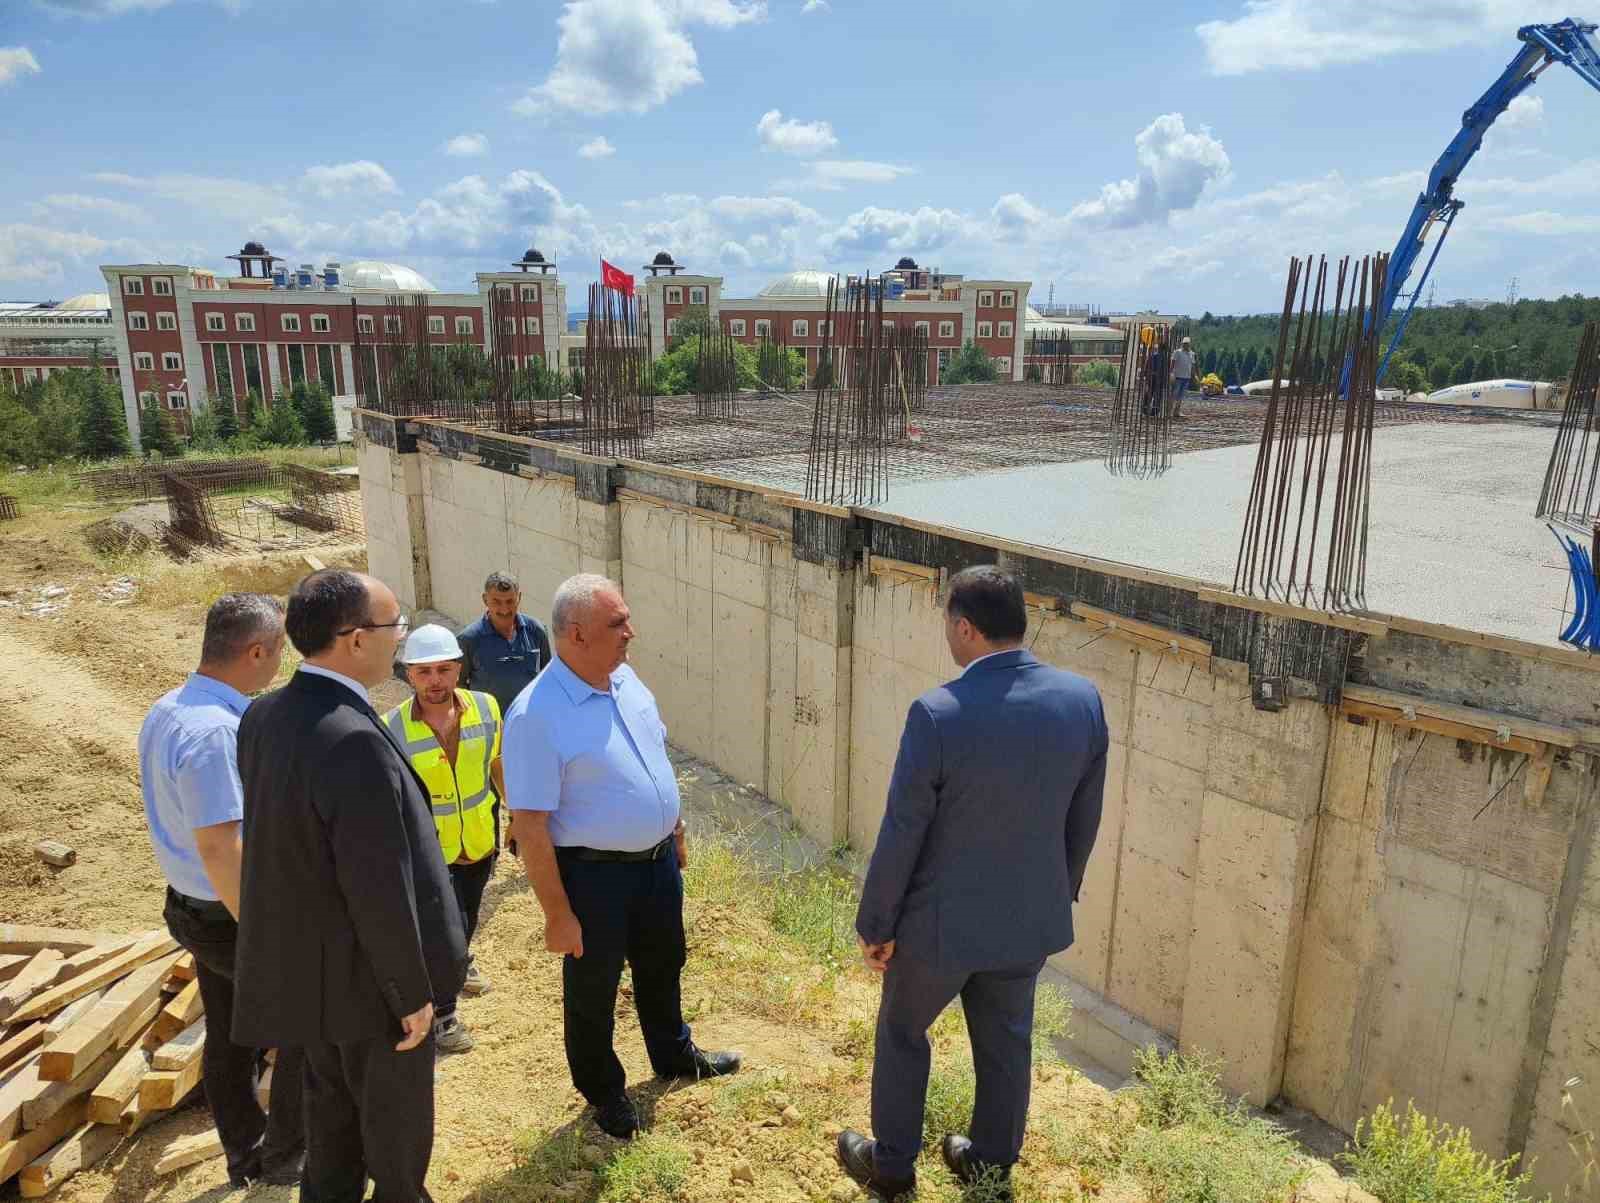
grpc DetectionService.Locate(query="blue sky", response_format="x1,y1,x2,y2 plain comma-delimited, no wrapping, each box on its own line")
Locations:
2,0,1597,314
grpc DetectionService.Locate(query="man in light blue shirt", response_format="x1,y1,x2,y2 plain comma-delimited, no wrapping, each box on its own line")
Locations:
504,573,741,1141
138,592,305,1187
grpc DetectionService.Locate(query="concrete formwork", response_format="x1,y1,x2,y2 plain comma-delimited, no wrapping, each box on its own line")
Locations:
355,409,1600,1200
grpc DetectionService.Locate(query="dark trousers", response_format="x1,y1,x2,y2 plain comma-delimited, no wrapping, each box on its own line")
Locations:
556,849,695,1105
870,954,1046,1181
163,890,306,1183
435,852,496,1021
301,1034,436,1203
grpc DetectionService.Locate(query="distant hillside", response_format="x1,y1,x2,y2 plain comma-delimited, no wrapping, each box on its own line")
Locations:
1187,295,1600,392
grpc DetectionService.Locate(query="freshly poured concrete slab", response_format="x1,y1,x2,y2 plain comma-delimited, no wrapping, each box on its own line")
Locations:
879,420,1575,648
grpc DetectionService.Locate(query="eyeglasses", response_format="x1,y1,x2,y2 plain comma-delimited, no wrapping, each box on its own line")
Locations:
337,614,411,638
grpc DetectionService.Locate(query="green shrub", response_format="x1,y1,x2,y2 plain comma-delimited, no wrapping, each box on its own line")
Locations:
768,867,858,971
1343,1099,1547,1203
598,1129,691,1201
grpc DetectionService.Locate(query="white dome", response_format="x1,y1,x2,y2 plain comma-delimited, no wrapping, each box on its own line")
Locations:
341,261,437,293
58,292,111,311
757,269,841,299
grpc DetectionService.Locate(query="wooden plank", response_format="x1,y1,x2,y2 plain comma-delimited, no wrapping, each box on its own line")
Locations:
56,938,139,986
0,1026,46,1076
39,954,178,1082
151,979,202,1046
864,552,940,582
31,843,75,869
1340,683,1584,749
1193,587,1391,638
10,933,176,1025
168,953,196,984
1070,602,1214,656
0,1098,86,1185
150,1020,204,1072
20,1046,118,1132
0,1056,42,1141
152,1128,223,1176
1525,743,1557,809
0,953,65,1024
41,991,105,1046
139,1051,204,1111
1340,700,1544,756
0,929,110,958
0,956,28,985
87,1040,151,1125
18,1121,121,1198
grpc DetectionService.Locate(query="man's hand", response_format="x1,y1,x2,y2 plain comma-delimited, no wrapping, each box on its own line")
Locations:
396,1002,434,1052
546,910,584,958
674,818,688,869
859,937,895,973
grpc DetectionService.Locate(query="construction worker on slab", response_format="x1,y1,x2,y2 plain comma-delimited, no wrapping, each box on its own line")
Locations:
384,623,504,1055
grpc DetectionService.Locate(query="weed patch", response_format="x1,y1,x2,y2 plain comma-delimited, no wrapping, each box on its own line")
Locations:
1343,1099,1547,1203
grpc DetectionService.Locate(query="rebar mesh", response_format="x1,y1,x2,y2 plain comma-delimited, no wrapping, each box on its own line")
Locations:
1536,320,1600,532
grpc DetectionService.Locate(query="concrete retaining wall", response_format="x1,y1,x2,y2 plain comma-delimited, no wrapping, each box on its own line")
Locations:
355,410,1600,1199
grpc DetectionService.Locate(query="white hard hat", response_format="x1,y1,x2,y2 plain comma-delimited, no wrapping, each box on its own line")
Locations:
400,623,463,665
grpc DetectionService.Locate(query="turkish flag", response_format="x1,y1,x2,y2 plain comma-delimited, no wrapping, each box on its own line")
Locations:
601,259,635,297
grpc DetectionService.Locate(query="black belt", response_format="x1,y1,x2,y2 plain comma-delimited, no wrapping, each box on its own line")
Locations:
167,885,232,921
558,836,673,864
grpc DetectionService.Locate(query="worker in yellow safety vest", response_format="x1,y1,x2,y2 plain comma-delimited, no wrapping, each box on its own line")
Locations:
384,623,504,1055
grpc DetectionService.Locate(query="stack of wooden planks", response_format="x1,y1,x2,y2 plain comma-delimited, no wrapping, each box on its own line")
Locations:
0,924,228,1196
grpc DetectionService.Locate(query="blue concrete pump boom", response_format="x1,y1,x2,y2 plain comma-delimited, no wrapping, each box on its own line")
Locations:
1374,18,1600,384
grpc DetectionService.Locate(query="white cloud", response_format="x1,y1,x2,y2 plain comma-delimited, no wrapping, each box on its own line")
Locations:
33,0,247,15
443,132,490,157
0,47,41,85
778,159,914,191
819,205,979,259
800,0,827,11
1481,210,1600,236
90,171,291,223
1499,93,1544,133
0,223,114,285
578,136,617,159
990,192,1049,233
301,161,399,198
756,109,838,156
515,0,764,117
1069,113,1229,227
1197,0,1527,75
30,193,147,223
708,195,821,223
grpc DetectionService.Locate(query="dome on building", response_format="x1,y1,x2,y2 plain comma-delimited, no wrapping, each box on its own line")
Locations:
757,269,841,299
57,292,111,311
520,248,546,264
895,256,918,270
341,260,437,292
241,241,267,256
652,251,676,267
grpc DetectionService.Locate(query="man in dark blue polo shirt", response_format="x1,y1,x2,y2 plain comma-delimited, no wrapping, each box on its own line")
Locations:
457,571,553,713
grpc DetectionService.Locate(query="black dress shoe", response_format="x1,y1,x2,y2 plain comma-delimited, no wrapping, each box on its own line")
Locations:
836,1129,916,1200
941,1135,1012,1199
660,1045,742,1080
593,1094,641,1140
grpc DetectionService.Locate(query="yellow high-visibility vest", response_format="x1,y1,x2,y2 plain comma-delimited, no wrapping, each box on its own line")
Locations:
384,689,502,864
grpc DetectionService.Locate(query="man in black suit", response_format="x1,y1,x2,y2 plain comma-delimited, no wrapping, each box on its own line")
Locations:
235,570,467,1203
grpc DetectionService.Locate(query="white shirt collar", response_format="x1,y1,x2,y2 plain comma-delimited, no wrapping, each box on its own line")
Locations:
298,663,370,705
961,649,1013,677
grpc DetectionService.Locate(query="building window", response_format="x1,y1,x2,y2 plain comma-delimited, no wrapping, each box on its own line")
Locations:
152,278,173,296
384,316,401,335
134,352,154,371
728,319,746,337
241,344,262,393
357,315,375,335
997,356,1011,374
205,313,225,332
524,317,541,335
525,355,542,369
123,278,144,296
914,321,930,337
281,314,301,333
502,317,516,335
998,321,1013,338
497,285,513,298
455,316,474,336
754,319,771,337
665,286,683,305
568,348,584,370
817,320,831,337
312,314,332,333
792,319,808,338
162,352,182,371
883,320,895,331
317,344,337,390
979,290,994,308
666,318,679,336
977,321,993,338
167,391,189,409
689,286,707,305
427,316,446,335
520,284,539,303
937,348,953,372
287,344,307,384
999,291,1015,308
212,344,233,398
138,390,156,406
236,313,256,332
156,312,177,331
128,311,149,331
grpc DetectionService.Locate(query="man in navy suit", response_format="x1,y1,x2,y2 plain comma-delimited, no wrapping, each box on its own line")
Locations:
837,565,1108,1201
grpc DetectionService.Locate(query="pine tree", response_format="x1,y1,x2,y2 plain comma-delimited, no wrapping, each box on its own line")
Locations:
289,380,313,427
240,388,262,430
302,383,338,443
77,361,132,460
139,396,182,458
214,394,240,442
261,393,306,446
